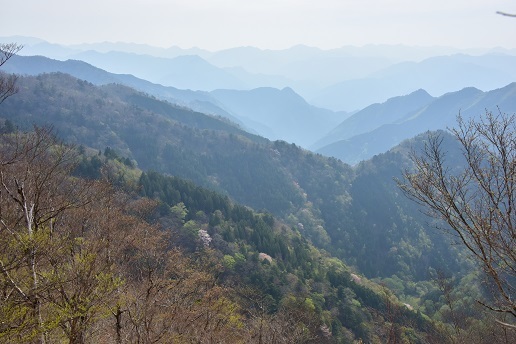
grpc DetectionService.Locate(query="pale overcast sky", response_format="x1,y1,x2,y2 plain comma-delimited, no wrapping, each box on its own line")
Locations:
3,0,516,50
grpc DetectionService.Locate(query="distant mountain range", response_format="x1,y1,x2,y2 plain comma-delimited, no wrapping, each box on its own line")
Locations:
311,54,516,111
71,50,247,91
3,54,245,126
2,36,516,162
5,54,516,158
4,54,346,148
210,87,348,147
311,89,435,150
316,83,516,164
4,36,516,111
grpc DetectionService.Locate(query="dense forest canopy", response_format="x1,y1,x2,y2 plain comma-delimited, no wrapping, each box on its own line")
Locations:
0,49,514,341
0,128,451,343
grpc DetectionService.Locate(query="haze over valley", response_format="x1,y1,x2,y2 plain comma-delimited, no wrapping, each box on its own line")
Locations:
4,36,516,159
1,1,515,342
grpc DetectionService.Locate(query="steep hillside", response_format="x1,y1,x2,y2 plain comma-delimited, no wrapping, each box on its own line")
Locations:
0,127,452,343
0,73,304,214
0,72,467,286
2,71,510,339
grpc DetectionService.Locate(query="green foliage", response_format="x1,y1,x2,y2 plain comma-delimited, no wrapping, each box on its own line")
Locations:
138,167,442,343
1,73,446,283
1,73,506,341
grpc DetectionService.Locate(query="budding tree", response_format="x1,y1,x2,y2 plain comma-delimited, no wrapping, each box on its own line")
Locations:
0,128,123,343
398,110,515,327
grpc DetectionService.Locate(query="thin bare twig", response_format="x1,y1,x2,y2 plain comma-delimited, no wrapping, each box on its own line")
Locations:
496,11,516,17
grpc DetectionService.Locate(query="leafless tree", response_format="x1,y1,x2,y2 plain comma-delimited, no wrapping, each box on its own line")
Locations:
397,110,515,328
0,43,23,104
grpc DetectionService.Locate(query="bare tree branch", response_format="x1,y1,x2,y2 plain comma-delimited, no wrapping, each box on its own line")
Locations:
495,320,516,330
0,43,22,67
0,43,22,104
497,11,516,17
398,110,516,323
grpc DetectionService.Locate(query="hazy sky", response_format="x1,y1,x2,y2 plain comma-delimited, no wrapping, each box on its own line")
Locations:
4,0,516,50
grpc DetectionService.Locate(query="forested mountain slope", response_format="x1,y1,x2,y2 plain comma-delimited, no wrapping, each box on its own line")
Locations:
1,129,446,343
6,55,352,148
0,73,461,278
0,73,336,216
1,70,513,341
